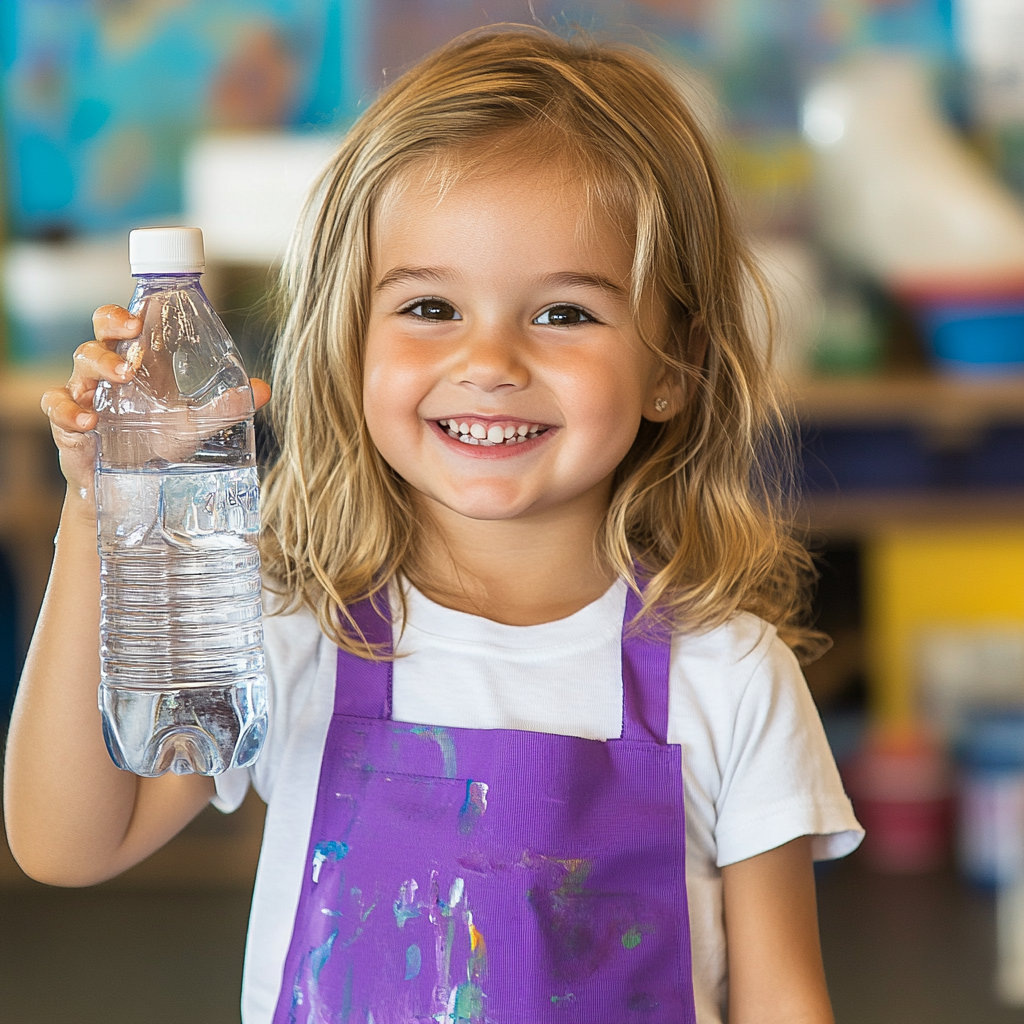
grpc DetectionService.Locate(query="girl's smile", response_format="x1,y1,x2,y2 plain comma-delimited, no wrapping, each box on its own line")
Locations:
363,154,674,525
434,416,550,453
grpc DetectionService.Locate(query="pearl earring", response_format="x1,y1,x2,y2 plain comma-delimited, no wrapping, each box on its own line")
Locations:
654,397,668,412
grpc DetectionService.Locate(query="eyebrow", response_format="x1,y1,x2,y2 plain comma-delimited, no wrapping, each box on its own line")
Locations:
541,271,627,296
374,266,456,292
374,266,627,297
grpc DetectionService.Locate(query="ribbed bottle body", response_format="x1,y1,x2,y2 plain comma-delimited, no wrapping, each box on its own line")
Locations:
94,255,266,777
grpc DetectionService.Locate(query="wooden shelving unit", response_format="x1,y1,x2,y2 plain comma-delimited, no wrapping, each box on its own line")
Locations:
790,372,1024,536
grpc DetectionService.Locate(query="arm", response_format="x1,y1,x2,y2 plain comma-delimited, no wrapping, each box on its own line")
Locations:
3,305,269,886
722,836,835,1024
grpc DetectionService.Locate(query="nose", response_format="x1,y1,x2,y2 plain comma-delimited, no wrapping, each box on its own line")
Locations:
452,324,529,393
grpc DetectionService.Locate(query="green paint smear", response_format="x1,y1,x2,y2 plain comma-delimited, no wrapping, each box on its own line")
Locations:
452,982,484,1020
621,926,643,950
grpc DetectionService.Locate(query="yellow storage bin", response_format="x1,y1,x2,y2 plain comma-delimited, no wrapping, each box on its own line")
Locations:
864,529,1024,725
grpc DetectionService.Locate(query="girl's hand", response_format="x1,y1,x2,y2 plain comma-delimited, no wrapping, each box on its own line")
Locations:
40,304,271,508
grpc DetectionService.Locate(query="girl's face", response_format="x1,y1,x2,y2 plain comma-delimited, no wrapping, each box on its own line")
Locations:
363,155,673,528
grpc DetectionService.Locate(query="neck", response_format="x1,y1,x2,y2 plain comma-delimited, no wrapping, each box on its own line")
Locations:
405,491,616,626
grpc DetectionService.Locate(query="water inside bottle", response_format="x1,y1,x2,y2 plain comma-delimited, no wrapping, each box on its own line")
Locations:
96,464,266,776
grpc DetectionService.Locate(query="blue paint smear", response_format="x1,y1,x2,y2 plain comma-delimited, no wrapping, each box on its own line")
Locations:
342,961,353,1022
405,943,422,980
410,725,457,778
309,930,337,983
311,839,349,882
458,780,488,835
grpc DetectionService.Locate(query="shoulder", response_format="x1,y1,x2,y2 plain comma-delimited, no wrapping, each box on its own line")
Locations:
669,610,821,754
670,611,796,709
668,611,808,755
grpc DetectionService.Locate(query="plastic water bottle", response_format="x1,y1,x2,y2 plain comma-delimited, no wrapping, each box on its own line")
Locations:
93,226,267,777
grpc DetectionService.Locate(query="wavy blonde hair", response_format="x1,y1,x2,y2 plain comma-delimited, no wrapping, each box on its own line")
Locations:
261,25,824,661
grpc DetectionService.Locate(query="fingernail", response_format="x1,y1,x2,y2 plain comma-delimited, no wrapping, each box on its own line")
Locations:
77,412,92,427
125,318,140,329
116,362,129,375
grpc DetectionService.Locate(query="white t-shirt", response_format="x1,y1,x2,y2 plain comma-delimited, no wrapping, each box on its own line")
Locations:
215,579,862,1024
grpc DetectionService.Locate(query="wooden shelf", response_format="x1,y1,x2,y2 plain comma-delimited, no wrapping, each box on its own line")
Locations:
800,489,1024,539
0,365,65,429
790,372,1024,430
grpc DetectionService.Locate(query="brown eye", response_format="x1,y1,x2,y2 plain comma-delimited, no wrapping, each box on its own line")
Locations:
534,304,592,326
404,298,461,321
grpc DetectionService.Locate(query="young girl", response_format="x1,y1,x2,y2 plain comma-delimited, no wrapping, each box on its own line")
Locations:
6,26,861,1024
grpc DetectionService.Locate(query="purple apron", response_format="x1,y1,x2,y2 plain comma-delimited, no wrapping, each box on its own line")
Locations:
272,588,697,1024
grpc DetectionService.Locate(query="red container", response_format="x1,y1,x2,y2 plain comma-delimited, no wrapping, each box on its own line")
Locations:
844,727,953,873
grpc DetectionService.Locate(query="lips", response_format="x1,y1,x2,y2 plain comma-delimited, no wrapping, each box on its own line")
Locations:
437,418,549,447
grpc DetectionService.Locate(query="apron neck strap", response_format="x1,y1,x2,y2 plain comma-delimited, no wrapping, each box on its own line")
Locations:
334,595,393,719
335,582,673,745
620,584,672,744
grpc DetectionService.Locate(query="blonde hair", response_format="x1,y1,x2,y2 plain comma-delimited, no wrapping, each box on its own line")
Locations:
261,25,824,662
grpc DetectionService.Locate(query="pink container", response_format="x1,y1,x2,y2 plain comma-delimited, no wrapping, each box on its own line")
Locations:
845,728,953,873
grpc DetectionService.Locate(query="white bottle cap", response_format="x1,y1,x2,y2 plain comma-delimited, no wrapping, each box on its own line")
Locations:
128,226,206,275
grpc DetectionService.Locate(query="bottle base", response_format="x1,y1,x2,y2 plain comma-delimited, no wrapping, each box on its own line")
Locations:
99,677,267,777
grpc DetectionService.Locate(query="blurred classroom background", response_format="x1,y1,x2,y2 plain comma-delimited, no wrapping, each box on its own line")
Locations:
4,0,1024,1021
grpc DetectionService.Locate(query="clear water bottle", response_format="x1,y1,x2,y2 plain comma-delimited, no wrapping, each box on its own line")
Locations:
93,226,267,777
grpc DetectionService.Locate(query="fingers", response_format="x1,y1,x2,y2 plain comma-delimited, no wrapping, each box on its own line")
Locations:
92,305,141,343
61,305,142,415
68,339,134,407
42,384,100,433
46,324,138,437
251,378,271,413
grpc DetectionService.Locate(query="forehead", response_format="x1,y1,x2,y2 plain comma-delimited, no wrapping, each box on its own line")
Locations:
371,150,636,278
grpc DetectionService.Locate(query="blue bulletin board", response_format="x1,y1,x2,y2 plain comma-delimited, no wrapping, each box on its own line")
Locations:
2,0,367,237
0,0,958,239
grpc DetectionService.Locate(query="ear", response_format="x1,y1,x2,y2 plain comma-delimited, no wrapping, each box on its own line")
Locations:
643,318,708,422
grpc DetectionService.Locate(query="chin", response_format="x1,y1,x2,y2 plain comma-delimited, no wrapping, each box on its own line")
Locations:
427,486,538,522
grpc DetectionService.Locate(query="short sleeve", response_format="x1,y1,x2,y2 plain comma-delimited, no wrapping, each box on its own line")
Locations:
212,766,251,813
709,632,862,867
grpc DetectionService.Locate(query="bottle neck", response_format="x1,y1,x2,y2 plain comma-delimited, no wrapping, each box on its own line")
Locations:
132,272,203,287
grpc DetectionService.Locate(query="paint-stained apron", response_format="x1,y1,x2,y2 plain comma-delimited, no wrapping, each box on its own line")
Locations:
272,588,697,1024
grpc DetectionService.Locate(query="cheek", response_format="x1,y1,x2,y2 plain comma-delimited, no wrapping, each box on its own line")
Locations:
553,355,648,444
363,334,433,428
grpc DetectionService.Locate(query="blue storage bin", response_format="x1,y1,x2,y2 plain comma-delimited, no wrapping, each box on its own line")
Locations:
912,298,1024,372
956,711,1024,887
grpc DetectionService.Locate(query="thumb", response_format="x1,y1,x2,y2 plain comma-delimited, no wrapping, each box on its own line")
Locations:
251,377,271,413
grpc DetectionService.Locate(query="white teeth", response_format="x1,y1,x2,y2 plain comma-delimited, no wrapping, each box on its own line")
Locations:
443,419,548,446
